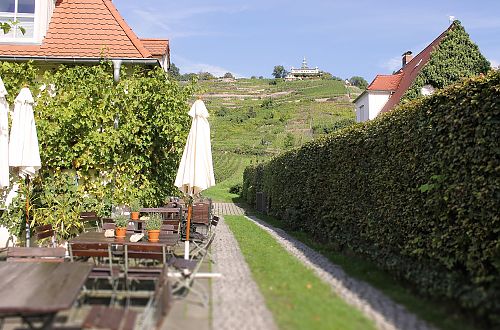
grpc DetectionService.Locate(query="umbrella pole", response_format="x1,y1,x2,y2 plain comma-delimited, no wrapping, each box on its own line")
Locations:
25,175,30,247
184,204,192,260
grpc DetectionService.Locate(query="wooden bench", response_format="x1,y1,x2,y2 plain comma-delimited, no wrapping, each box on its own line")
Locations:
6,247,66,262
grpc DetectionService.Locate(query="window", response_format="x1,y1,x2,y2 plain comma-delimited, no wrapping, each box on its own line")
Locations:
0,0,35,40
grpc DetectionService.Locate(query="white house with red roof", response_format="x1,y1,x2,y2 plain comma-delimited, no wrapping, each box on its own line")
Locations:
354,24,453,122
0,0,169,73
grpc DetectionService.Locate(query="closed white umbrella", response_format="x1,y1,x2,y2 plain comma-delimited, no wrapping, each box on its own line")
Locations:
9,87,41,246
0,76,9,188
175,99,215,259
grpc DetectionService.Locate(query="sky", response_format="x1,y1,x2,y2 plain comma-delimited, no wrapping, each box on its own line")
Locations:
114,0,500,81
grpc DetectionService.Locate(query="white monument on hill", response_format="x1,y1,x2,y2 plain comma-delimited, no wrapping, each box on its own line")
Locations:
285,57,321,81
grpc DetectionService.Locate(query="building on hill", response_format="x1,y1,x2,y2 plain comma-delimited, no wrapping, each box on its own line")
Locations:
0,0,170,78
354,21,490,123
285,57,322,81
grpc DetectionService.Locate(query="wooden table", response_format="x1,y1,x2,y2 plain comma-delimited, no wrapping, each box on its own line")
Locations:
69,231,179,248
0,262,92,329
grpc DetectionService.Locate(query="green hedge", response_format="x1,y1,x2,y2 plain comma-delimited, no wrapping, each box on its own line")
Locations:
242,72,500,325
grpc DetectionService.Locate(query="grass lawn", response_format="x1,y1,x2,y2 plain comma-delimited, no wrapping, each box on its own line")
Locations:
254,213,481,330
224,215,375,330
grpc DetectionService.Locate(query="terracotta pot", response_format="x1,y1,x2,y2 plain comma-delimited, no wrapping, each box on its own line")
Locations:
115,227,126,238
148,230,160,242
130,212,139,220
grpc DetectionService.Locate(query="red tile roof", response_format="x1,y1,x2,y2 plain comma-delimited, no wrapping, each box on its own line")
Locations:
140,39,169,57
0,0,155,59
367,74,403,91
379,23,455,114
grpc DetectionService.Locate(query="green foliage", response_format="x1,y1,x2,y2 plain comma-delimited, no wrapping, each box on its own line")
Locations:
129,198,141,212
145,213,162,230
242,72,500,326
223,72,234,79
167,62,180,80
0,20,25,35
312,118,355,135
228,183,242,195
0,61,194,239
272,65,287,79
349,76,368,89
403,21,490,101
261,98,274,109
114,214,129,228
283,133,295,149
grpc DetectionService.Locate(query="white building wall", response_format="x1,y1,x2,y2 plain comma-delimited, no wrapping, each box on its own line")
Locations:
355,91,391,123
355,92,368,123
367,92,391,120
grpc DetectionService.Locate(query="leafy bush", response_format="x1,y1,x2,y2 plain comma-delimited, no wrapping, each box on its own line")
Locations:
0,61,194,239
114,214,129,228
229,183,242,195
242,72,500,326
146,213,162,231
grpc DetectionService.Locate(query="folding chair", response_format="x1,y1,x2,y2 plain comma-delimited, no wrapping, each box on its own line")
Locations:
167,255,208,307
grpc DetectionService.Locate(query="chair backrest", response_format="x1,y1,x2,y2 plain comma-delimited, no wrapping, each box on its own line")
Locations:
34,224,56,247
154,268,172,329
69,242,111,260
125,244,166,262
102,222,116,230
162,220,180,233
160,224,174,236
7,247,66,262
80,211,101,232
191,202,211,225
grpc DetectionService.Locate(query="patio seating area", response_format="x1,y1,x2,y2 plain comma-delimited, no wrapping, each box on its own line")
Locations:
0,201,218,330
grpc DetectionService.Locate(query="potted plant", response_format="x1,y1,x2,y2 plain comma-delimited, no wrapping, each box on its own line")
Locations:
129,199,141,221
145,213,162,242
114,214,129,239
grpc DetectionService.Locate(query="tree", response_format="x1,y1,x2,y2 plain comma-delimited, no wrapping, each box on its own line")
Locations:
223,72,234,79
349,76,368,89
198,72,215,80
168,62,180,80
272,65,288,79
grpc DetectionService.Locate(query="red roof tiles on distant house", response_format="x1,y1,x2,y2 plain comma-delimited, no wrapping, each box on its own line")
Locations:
0,0,168,61
140,39,169,57
367,74,403,91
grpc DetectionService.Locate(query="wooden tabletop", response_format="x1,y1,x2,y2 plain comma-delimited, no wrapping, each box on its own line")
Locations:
69,231,179,247
0,262,92,314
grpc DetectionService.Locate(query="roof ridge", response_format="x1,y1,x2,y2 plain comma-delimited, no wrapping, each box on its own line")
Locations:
102,0,152,58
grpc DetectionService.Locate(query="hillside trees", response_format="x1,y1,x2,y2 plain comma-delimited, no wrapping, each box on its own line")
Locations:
349,76,368,89
272,65,288,79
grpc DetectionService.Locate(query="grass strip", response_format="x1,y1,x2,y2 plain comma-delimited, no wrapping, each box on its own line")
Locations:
254,212,481,330
224,215,374,330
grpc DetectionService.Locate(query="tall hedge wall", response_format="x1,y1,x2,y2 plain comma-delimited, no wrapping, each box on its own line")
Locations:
242,72,500,325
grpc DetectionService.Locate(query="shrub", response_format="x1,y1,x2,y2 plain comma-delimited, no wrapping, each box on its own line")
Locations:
146,213,162,231
114,214,129,228
229,183,242,195
242,72,500,325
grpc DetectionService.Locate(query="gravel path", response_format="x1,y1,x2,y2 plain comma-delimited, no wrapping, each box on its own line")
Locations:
211,216,278,330
245,215,435,330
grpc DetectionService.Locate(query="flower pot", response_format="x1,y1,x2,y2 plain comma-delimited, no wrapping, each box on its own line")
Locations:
115,227,126,239
131,212,139,220
148,230,160,243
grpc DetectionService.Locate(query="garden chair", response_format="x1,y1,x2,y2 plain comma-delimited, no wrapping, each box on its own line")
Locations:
80,211,101,232
190,231,216,262
6,247,66,262
68,242,120,302
167,254,209,307
82,305,138,330
137,265,172,330
34,224,57,247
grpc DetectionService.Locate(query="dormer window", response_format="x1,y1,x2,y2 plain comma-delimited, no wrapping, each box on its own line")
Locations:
0,0,35,40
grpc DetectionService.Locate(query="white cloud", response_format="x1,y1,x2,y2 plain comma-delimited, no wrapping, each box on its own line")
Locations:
380,56,401,73
173,55,244,78
489,58,499,69
130,4,249,39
